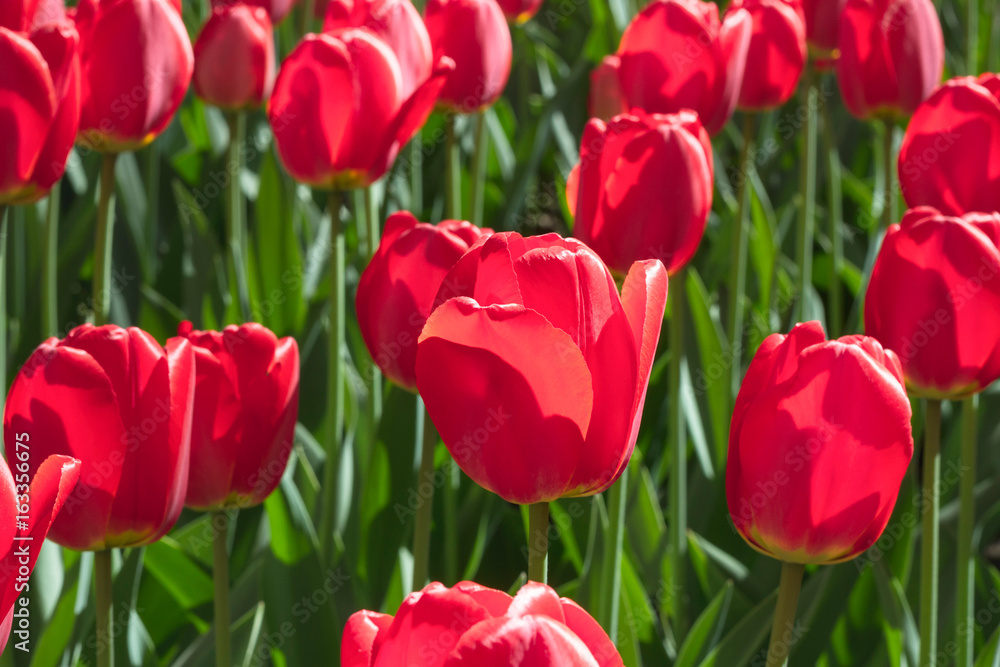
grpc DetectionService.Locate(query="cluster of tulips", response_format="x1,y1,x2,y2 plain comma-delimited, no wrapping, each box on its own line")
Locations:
2,0,1000,663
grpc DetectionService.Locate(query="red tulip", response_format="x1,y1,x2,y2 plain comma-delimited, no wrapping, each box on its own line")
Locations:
729,0,806,110
323,0,433,99
416,232,668,505
342,581,623,666
0,2,81,205
897,74,1000,216
865,207,1000,399
801,0,845,65
495,0,544,23
613,0,752,134
3,324,195,551
193,5,275,110
356,212,491,391
835,0,943,120
0,455,80,653
727,322,913,564
588,55,627,121
424,0,512,113
568,110,713,276
176,322,299,511
212,0,296,24
73,0,194,152
269,28,453,189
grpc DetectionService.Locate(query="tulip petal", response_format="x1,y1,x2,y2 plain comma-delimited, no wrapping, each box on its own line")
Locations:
452,581,513,617
507,582,566,624
443,616,601,667
417,298,594,504
342,610,393,667
707,6,751,133
561,599,624,667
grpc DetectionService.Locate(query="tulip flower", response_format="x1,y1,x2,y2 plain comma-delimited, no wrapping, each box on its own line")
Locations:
3,324,195,551
323,0,433,99
424,0,512,113
567,111,713,277
416,232,668,505
495,0,544,23
73,0,192,152
802,0,845,65
612,0,751,134
0,455,80,653
864,207,1000,399
730,0,806,110
588,55,627,120
177,322,300,511
342,581,623,666
269,27,453,189
727,321,913,564
193,4,275,111
356,212,491,391
897,74,1000,216
834,0,943,120
212,0,296,24
0,2,81,205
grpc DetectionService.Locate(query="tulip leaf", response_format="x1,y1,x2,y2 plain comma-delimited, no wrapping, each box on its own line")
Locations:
684,268,729,471
675,580,734,667
264,454,321,565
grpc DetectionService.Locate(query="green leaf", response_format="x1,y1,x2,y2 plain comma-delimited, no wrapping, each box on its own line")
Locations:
676,581,734,667
685,268,729,470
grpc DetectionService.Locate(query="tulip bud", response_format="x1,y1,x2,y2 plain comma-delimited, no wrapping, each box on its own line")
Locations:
865,207,1000,399
194,5,275,111
615,0,752,134
495,0,544,23
74,0,194,152
835,0,943,120
211,0,296,24
269,28,452,189
727,322,913,564
416,232,667,505
3,324,195,551
568,111,712,276
897,74,1000,216
730,0,806,111
588,55,627,121
356,212,492,391
802,0,846,65
177,322,300,511
424,0,512,113
342,581,623,666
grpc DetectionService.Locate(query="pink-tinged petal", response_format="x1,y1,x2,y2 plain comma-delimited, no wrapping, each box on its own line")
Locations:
589,55,626,121
342,610,393,667
733,0,806,111
3,342,127,550
452,581,512,617
416,298,594,504
507,582,566,623
560,598,624,667
566,163,579,218
0,0,37,31
469,234,524,307
442,616,601,666
706,6,751,133
194,5,275,110
0,608,11,656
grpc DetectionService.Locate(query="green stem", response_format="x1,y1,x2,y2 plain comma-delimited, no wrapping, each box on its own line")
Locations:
300,0,314,37
727,113,755,396
411,401,437,591
445,114,461,220
95,549,114,667
795,70,817,322
765,562,805,667
598,467,627,638
318,190,346,563
144,144,159,274
226,112,251,322
527,501,550,584
956,395,978,667
93,153,118,326
470,111,489,228
820,101,844,338
443,465,459,584
364,187,382,452
920,399,942,667
968,0,979,74
212,511,231,667
410,133,423,215
881,121,896,233
668,269,687,637
43,185,60,338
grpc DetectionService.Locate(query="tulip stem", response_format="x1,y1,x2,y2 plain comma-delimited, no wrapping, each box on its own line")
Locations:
527,501,549,584
920,399,942,667
598,467,627,639
43,184,60,338
412,400,437,591
470,111,489,228
795,69,817,322
93,153,118,327
727,113,756,397
319,190,346,563
410,133,423,215
300,0,314,37
364,186,382,450
95,549,114,667
968,0,979,74
445,114,461,219
765,562,805,667
212,511,232,667
881,121,896,233
668,268,687,638
819,102,844,339
226,111,251,323
956,395,978,667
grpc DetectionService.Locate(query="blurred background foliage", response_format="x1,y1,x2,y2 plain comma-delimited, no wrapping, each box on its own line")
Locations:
5,0,1000,664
